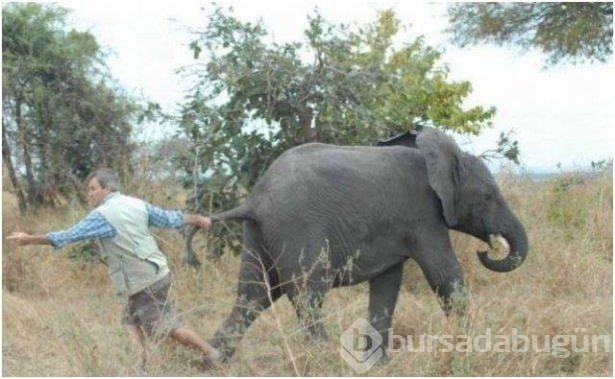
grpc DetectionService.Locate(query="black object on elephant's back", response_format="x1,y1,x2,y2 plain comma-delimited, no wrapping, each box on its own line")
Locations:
377,130,419,148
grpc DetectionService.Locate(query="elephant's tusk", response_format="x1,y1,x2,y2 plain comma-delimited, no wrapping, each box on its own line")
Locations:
486,234,510,257
494,234,510,252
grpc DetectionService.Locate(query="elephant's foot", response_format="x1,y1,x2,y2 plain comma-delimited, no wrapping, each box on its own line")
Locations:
207,335,236,363
307,322,329,342
192,355,227,372
375,347,390,365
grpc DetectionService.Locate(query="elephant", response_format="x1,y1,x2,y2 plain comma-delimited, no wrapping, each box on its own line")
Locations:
192,126,529,361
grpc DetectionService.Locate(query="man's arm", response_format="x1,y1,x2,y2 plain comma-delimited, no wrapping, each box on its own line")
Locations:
146,204,212,230
8,211,116,249
7,232,52,246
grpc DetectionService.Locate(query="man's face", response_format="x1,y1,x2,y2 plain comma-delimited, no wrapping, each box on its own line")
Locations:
87,178,111,207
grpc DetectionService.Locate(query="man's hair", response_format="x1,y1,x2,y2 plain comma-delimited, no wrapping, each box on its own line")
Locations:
87,168,121,191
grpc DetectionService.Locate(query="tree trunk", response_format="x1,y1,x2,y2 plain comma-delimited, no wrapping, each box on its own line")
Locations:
299,107,315,143
13,98,38,208
1,122,27,214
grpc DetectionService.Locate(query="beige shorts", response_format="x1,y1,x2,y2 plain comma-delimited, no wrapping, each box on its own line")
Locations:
122,275,180,340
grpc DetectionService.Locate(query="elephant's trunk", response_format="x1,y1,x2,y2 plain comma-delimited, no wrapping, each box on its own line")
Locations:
477,217,528,273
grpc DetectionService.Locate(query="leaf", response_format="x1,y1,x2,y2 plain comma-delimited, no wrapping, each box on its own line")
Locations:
189,40,202,59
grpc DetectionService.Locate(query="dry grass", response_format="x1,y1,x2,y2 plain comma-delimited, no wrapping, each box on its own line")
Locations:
2,172,612,376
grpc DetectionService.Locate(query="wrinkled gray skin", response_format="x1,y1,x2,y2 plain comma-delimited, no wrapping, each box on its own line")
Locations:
194,127,529,361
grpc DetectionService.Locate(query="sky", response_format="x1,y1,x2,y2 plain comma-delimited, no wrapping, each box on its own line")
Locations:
52,0,614,173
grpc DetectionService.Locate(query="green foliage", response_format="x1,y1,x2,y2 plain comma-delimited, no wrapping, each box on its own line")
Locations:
480,131,521,164
177,5,497,217
2,3,139,211
446,3,613,65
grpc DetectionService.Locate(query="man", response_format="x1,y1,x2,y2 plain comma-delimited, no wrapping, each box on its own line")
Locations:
7,168,219,370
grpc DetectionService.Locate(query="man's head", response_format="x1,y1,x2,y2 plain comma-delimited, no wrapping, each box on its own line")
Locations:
86,168,120,207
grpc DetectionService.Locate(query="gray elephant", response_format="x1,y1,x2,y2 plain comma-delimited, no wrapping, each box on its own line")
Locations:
194,127,529,361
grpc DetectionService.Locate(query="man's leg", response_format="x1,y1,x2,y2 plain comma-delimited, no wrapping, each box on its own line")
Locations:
123,296,149,368
170,327,221,359
135,276,222,369
124,323,148,368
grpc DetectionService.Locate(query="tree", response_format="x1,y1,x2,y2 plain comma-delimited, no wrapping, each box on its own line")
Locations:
178,6,497,213
446,3,613,65
2,3,139,211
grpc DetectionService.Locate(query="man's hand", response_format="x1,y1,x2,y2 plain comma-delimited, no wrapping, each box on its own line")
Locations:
184,214,213,230
7,232,50,246
7,232,34,246
196,216,212,229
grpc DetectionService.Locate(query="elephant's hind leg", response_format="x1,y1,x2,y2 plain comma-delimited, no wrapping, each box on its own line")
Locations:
209,249,282,360
287,279,329,341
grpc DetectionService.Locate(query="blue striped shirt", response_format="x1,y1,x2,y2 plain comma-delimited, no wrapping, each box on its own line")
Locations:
46,194,185,248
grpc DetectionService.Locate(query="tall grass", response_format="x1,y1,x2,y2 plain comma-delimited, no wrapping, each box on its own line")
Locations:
2,171,612,376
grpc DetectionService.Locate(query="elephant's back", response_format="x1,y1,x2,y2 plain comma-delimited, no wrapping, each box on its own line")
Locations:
249,143,429,217
266,143,424,178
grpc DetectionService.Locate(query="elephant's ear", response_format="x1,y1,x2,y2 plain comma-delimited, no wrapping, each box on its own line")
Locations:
416,127,463,227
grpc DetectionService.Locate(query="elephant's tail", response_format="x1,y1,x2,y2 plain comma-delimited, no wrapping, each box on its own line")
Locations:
184,203,255,265
210,202,255,223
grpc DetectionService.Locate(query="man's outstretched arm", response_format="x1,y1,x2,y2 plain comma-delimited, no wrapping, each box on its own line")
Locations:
7,232,51,246
7,211,115,248
146,203,212,230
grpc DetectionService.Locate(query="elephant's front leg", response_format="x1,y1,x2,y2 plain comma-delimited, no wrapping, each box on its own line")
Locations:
368,263,404,359
414,232,468,325
209,250,282,360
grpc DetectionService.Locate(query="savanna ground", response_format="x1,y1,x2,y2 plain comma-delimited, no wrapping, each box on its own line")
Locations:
2,169,613,376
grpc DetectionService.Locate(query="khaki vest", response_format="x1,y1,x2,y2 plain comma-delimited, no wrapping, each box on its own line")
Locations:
97,193,170,296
